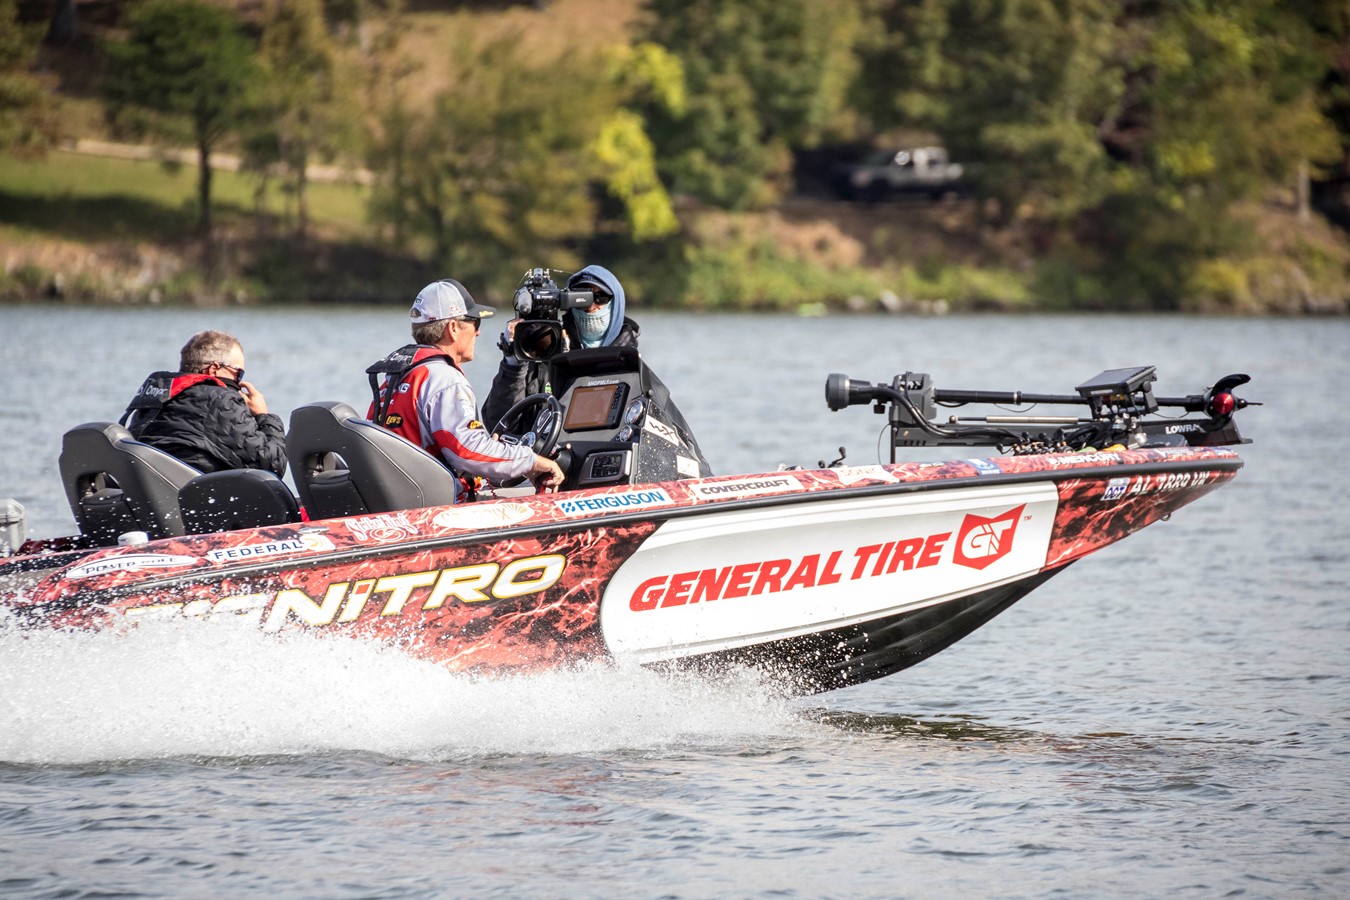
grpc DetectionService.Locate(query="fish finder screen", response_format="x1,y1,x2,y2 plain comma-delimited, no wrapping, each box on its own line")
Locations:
564,384,626,431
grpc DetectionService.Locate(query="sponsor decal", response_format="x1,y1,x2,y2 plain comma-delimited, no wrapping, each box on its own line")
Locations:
676,455,701,479
124,553,568,630
67,553,199,580
556,488,673,517
1165,423,1205,434
642,417,681,446
690,475,798,501
965,458,1002,476
627,504,1030,611
603,486,1059,660
384,413,404,428
397,383,411,393
832,465,900,486
1117,470,1216,498
343,512,418,543
1102,477,1129,501
952,506,1024,570
468,419,484,431
204,533,335,564
432,502,535,531
1045,452,1122,467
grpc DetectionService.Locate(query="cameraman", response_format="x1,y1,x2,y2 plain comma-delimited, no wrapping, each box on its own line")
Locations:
483,265,711,477
483,265,635,428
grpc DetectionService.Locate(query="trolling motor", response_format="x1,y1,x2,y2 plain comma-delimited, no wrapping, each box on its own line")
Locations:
826,365,1256,461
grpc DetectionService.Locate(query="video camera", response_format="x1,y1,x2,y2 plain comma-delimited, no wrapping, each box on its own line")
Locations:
513,268,595,320
508,268,598,362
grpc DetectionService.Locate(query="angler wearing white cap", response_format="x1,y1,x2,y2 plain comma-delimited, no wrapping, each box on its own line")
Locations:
365,279,564,498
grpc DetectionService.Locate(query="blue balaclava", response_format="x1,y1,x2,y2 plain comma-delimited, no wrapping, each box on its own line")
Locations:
567,265,626,349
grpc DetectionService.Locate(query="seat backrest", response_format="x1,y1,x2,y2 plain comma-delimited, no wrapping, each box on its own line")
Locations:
287,401,460,520
179,469,302,535
59,422,201,545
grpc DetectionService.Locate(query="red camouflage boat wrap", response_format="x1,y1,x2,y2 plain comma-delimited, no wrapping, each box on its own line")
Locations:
0,445,1241,693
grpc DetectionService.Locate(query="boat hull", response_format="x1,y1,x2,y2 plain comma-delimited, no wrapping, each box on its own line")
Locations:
0,447,1241,694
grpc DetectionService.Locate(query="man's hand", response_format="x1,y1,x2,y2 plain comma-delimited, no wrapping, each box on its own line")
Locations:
530,454,565,493
239,381,269,416
498,318,521,357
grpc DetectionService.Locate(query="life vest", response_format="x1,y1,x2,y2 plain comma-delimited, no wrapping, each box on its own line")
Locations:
120,372,231,429
366,344,480,500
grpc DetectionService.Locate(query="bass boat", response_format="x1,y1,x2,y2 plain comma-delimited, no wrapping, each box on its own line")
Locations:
0,352,1254,695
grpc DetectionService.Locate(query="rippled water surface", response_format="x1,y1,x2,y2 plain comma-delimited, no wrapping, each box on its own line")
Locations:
1,307,1346,897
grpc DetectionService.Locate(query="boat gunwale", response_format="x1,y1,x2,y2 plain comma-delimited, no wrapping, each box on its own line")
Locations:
47,450,1244,602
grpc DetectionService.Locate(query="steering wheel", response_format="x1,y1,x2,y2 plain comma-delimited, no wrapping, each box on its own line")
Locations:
493,393,563,458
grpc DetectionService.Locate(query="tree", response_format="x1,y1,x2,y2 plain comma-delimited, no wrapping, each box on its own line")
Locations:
250,0,358,241
383,33,614,290
0,0,59,156
103,0,258,238
363,0,418,250
854,0,1341,308
641,0,868,209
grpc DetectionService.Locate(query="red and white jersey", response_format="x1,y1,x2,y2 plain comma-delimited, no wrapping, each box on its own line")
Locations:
371,349,534,485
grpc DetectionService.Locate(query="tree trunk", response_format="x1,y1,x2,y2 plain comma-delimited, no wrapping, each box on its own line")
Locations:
1297,159,1310,224
198,139,213,238
44,0,77,47
296,164,309,243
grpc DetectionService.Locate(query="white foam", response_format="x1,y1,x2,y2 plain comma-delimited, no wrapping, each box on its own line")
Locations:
0,617,806,764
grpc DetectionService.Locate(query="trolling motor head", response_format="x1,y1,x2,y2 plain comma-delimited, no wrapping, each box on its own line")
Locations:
826,373,880,411
826,372,934,420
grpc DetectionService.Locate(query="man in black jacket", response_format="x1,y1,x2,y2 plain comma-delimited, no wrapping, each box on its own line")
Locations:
483,265,711,477
121,330,288,476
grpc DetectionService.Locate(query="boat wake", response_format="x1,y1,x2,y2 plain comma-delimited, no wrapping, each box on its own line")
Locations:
0,615,805,765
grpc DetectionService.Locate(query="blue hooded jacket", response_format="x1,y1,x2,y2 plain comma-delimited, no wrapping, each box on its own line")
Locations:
566,264,627,348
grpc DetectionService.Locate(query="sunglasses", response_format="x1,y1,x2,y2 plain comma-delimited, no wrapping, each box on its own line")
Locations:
456,317,481,333
215,363,244,382
576,285,612,305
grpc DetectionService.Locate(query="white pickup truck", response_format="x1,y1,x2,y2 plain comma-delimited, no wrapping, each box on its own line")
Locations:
833,146,965,200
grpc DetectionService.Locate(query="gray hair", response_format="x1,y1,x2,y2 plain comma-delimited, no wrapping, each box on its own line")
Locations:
180,330,242,373
412,319,450,345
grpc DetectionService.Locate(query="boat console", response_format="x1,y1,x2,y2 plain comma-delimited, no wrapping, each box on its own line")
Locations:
491,345,709,490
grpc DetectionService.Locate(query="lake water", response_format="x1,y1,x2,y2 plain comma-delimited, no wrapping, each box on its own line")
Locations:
0,306,1346,897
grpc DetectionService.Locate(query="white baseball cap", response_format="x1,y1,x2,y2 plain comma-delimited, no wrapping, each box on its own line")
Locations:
410,279,496,324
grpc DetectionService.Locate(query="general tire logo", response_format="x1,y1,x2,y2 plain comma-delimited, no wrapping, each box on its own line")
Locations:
952,505,1024,570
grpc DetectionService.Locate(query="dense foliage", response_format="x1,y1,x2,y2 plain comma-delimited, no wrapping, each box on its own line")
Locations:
0,0,58,156
7,0,1350,309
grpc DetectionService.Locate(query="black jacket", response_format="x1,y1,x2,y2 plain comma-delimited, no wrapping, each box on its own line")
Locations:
482,318,711,477
483,317,640,429
122,372,288,477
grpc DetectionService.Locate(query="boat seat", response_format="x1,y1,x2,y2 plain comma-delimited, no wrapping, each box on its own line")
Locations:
287,401,460,521
179,469,302,535
59,422,201,546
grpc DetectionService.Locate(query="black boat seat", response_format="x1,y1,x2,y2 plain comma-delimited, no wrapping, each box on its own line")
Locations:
287,401,460,521
59,421,201,546
179,469,302,535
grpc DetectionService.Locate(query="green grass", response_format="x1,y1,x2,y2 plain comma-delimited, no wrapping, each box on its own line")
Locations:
0,150,371,242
